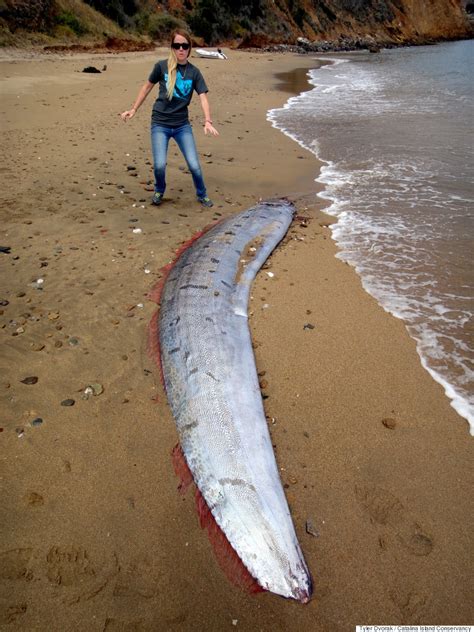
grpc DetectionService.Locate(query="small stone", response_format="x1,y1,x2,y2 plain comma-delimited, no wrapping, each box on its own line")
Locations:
68,337,79,346
303,323,315,330
21,376,38,385
30,342,45,351
382,417,396,429
15,427,25,437
31,417,43,427
48,311,60,320
55,340,63,348
305,520,320,538
82,386,94,400
27,492,44,506
259,379,268,390
61,399,75,407
0,299,9,306
16,292,26,298
90,383,104,396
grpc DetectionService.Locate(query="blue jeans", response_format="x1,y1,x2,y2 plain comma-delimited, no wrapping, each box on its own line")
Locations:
151,123,207,198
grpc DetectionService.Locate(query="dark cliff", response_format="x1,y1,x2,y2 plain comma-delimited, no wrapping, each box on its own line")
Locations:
0,0,471,47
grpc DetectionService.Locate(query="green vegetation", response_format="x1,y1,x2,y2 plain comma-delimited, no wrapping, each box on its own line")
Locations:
54,10,88,35
189,0,265,44
145,13,188,39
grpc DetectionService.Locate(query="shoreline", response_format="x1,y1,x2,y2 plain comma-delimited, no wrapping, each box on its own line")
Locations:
271,44,474,432
1,47,473,629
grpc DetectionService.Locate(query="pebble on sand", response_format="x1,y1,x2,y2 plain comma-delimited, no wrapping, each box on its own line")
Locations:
21,376,38,385
61,399,75,407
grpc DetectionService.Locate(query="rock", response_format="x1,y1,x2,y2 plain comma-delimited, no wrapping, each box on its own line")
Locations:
382,417,397,429
0,299,9,306
61,399,75,407
21,376,38,385
305,520,320,538
68,337,79,346
48,311,60,320
30,342,45,351
27,492,44,506
82,66,101,73
31,418,43,427
303,323,315,330
296,37,313,51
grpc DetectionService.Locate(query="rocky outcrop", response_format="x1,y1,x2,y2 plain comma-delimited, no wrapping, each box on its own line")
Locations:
0,0,471,48
233,0,472,48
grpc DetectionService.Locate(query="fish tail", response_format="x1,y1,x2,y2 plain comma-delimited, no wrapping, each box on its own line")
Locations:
171,443,265,595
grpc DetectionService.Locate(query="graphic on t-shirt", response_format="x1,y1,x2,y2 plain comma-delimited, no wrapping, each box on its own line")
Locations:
165,72,192,100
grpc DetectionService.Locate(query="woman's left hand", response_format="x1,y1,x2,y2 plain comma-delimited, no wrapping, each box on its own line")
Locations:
204,121,219,136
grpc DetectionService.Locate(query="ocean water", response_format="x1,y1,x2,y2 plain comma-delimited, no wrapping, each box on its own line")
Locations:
268,41,474,432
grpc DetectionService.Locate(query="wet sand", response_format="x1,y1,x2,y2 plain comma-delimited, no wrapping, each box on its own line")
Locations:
1,47,472,630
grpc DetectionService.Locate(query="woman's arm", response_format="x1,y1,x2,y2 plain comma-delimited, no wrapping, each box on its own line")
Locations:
120,81,155,121
199,93,219,136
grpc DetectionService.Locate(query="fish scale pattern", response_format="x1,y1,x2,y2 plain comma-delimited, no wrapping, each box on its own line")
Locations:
159,200,312,602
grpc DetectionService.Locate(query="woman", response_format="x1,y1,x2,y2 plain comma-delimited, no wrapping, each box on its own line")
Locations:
121,29,219,207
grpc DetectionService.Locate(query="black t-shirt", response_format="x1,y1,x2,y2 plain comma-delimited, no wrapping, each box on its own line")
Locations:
148,60,208,127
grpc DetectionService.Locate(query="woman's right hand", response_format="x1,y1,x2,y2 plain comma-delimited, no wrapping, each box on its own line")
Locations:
120,108,136,122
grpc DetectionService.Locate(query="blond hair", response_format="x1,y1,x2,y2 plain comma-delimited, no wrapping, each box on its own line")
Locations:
166,29,192,101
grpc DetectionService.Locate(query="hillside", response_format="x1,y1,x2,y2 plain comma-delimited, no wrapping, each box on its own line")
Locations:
0,0,471,48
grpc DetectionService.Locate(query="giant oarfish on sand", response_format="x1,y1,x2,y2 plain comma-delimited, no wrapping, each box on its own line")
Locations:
151,199,312,602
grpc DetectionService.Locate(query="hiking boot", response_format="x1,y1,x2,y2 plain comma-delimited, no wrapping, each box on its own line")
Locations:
198,196,214,208
151,192,163,206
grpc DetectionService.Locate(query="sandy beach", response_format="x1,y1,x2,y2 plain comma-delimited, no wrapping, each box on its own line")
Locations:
1,47,472,630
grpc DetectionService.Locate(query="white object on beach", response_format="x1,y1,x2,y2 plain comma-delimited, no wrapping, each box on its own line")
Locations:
195,48,228,60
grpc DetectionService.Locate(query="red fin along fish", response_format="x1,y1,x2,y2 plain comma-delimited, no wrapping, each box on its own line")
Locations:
153,200,312,602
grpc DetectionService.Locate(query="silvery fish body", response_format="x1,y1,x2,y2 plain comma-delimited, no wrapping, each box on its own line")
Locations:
159,200,312,602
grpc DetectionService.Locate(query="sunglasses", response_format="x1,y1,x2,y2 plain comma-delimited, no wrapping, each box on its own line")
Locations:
172,42,190,50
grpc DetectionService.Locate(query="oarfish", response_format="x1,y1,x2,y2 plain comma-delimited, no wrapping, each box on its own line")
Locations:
156,199,312,602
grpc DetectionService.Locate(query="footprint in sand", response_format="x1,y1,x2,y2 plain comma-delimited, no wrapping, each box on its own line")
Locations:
0,550,33,625
46,545,96,586
389,587,429,624
45,545,119,604
0,548,34,582
0,546,119,606
103,618,147,631
0,602,27,625
113,554,162,599
354,484,434,556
